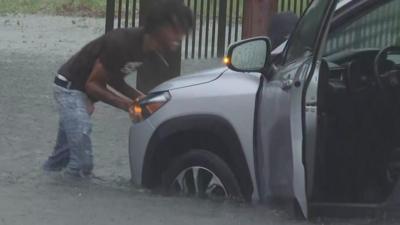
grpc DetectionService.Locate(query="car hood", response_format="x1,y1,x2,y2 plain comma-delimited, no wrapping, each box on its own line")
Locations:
150,67,227,93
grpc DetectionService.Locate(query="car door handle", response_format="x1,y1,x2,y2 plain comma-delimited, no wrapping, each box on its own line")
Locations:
306,102,317,107
281,79,294,90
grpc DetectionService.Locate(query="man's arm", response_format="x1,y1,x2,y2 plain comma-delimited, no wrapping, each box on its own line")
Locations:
108,78,145,100
85,60,133,112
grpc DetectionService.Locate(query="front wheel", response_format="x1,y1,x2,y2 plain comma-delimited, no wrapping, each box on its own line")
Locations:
162,149,242,200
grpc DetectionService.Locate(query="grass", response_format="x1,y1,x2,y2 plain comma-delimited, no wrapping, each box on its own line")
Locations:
0,0,107,17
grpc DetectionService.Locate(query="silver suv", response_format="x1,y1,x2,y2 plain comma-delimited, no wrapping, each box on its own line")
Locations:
129,0,400,218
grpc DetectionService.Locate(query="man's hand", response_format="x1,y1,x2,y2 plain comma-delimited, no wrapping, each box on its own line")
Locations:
135,94,146,102
128,94,147,121
86,98,95,115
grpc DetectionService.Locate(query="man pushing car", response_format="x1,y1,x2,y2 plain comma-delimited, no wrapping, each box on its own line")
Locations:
43,0,193,178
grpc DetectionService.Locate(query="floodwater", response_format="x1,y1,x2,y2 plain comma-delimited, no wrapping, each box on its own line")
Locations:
0,14,398,225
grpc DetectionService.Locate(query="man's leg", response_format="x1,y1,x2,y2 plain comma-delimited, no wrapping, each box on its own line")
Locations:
43,120,70,171
61,90,94,177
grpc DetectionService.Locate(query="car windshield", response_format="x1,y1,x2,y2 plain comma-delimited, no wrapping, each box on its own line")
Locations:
324,0,400,56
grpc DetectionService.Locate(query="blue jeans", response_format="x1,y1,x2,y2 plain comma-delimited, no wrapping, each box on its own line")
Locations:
44,84,93,175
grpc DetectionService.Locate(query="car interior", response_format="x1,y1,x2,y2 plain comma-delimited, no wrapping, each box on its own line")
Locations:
258,0,400,207
300,0,400,205
312,46,400,204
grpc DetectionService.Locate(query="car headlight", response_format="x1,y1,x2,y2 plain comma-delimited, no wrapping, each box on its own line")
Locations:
129,92,171,122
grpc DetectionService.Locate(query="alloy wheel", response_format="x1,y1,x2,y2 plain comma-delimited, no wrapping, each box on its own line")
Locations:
171,166,228,198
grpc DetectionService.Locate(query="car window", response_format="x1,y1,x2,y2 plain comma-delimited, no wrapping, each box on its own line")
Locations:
284,0,332,64
272,41,287,55
324,0,400,55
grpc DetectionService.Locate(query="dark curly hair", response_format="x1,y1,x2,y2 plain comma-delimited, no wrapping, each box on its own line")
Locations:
144,0,193,34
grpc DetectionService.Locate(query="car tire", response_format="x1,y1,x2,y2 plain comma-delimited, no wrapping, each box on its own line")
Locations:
162,149,242,200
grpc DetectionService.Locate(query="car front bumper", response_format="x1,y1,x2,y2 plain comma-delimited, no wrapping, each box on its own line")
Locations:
128,119,155,185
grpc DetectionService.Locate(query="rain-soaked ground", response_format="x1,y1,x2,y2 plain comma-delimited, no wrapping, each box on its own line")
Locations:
0,14,399,225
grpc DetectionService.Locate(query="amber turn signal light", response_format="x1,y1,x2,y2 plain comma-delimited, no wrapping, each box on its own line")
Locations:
223,56,230,65
129,92,171,123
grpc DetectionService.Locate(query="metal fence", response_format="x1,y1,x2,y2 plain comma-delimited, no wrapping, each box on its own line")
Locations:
277,0,313,16
105,0,313,59
183,0,243,59
105,0,140,32
105,0,244,59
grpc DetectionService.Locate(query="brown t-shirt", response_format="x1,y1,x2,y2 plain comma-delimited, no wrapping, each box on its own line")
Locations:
58,28,145,92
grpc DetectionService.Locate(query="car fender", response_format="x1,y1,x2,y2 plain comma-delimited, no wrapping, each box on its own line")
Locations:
142,114,254,200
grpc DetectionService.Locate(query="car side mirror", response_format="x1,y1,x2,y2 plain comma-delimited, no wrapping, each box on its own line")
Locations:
225,37,271,73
